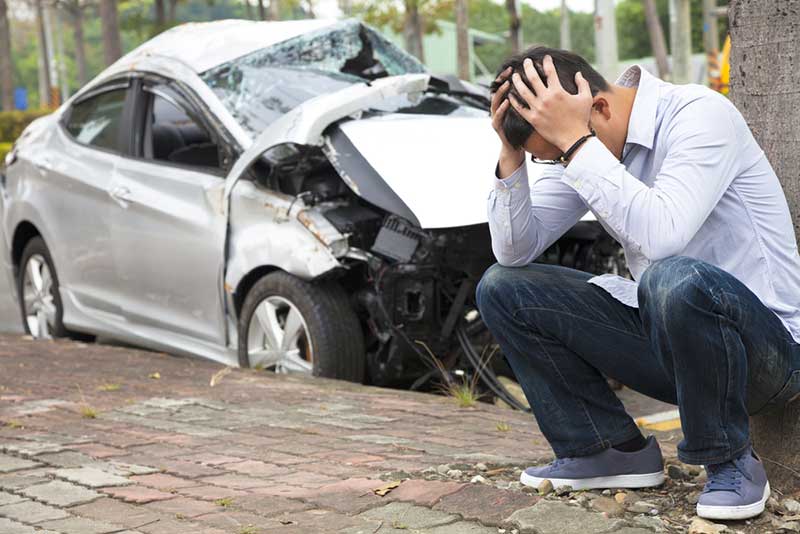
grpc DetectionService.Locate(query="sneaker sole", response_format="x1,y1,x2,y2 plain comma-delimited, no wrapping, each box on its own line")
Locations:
519,470,666,491
696,481,770,521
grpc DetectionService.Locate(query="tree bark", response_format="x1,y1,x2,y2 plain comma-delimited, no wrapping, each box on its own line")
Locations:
642,0,670,79
167,0,177,22
403,0,424,62
505,0,521,53
0,0,13,111
729,0,800,493
243,0,254,19
99,0,122,66
269,0,279,20
67,0,88,85
455,0,469,80
257,0,266,19
154,0,166,30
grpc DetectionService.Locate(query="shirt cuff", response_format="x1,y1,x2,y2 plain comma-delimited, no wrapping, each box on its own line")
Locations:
494,159,527,190
560,137,620,193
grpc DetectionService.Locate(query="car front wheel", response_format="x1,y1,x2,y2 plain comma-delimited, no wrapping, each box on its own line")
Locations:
237,271,365,382
17,237,68,339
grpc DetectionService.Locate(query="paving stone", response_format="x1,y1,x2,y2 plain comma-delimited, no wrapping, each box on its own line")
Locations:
425,522,499,534
130,473,199,490
0,491,27,506
101,485,178,504
232,494,311,516
72,443,129,459
433,483,538,525
0,440,66,457
344,434,411,445
95,461,160,476
613,529,654,534
5,399,72,416
504,499,626,534
35,451,98,467
145,496,222,518
53,466,133,487
37,516,126,534
0,499,70,523
300,477,386,514
388,479,466,507
0,471,51,490
70,497,165,529
359,502,458,529
224,459,290,477
0,517,38,534
175,484,248,501
0,454,40,473
20,480,102,507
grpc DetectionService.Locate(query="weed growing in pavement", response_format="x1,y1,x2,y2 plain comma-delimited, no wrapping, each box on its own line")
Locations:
215,497,233,507
97,383,121,392
239,526,258,534
496,421,511,432
414,341,499,408
2,420,23,429
75,384,98,419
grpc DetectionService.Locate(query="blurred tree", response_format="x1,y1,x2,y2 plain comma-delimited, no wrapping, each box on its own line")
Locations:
269,0,279,19
642,0,669,78
154,0,165,31
99,0,121,65
505,0,520,53
0,0,12,110
61,0,89,84
455,0,468,78
35,0,51,106
257,0,265,18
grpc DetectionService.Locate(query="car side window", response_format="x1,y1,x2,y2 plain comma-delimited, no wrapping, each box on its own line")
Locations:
144,87,221,170
64,89,127,151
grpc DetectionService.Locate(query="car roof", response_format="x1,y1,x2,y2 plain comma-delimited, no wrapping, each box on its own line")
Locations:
113,18,341,74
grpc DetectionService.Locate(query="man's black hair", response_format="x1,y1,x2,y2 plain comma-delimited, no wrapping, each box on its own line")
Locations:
490,46,610,150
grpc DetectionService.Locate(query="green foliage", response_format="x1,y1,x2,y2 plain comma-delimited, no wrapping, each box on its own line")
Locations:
0,142,12,164
0,111,50,143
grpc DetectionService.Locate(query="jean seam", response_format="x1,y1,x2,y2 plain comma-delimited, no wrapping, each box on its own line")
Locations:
557,424,643,458
512,306,649,341
678,440,751,465
527,329,606,450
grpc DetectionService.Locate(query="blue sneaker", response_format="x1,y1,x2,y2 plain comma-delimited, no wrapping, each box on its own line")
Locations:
520,436,665,491
697,448,770,520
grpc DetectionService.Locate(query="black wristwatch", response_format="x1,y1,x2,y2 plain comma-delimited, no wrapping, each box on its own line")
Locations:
558,128,596,166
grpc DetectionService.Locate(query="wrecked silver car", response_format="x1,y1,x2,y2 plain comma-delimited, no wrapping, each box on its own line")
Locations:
1,18,622,395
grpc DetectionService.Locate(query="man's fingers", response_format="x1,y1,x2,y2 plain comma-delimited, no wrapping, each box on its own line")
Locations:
543,55,563,90
507,93,530,120
494,66,512,84
511,72,537,109
492,99,509,127
522,58,546,96
490,80,510,115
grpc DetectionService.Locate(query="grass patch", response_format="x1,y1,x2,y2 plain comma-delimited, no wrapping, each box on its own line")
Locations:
79,406,97,419
3,420,23,429
239,526,258,534
496,421,511,432
215,497,233,507
415,340,500,409
97,383,121,392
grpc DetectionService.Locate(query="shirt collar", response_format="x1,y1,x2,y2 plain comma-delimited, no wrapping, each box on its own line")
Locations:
615,64,659,151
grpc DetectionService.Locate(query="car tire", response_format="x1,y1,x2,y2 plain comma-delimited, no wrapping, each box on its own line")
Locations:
238,271,365,382
17,237,69,339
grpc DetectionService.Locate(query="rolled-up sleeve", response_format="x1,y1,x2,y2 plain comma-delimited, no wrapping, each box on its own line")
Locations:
560,96,739,261
488,159,587,267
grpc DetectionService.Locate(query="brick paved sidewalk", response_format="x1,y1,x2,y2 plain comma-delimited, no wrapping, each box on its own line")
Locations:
0,335,767,534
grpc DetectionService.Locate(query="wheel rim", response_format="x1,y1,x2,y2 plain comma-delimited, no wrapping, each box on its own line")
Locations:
246,296,313,374
22,254,57,339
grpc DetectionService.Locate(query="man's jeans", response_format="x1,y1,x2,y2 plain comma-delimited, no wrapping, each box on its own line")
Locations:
475,255,800,465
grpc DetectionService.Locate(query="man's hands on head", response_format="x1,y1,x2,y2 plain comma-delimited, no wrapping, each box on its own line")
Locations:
508,55,593,153
491,66,525,178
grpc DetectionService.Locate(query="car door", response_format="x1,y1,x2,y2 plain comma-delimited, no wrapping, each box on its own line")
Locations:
107,79,228,345
44,80,132,318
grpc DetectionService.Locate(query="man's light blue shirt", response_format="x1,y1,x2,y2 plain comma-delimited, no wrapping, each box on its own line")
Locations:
488,64,800,343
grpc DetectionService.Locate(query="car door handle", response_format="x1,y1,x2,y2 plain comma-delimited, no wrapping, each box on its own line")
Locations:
109,186,135,207
34,156,53,172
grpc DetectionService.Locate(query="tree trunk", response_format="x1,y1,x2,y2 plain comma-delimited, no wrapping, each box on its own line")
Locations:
269,0,280,21
68,1,88,85
729,0,800,493
560,0,570,50
306,0,315,18
257,0,266,19
642,0,670,79
0,0,13,111
99,0,122,66
403,0,424,62
455,0,469,80
244,0,254,19
35,0,51,107
505,0,521,53
154,0,166,30
167,0,177,22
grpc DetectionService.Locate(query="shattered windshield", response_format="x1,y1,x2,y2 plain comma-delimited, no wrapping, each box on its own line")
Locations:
202,19,485,136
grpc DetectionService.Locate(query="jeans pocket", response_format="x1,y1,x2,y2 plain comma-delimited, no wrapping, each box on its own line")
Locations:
753,369,800,416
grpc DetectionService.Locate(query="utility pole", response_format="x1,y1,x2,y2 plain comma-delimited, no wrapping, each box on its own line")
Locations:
560,0,571,50
456,0,470,80
42,0,60,106
670,0,692,83
35,0,51,108
593,0,618,80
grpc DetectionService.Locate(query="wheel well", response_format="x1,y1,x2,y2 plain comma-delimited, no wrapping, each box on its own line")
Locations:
11,222,41,274
233,265,280,318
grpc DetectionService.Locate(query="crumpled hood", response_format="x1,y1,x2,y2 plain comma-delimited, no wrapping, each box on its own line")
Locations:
336,113,542,229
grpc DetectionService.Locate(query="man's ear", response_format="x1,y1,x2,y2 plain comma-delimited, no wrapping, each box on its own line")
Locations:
591,96,612,122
